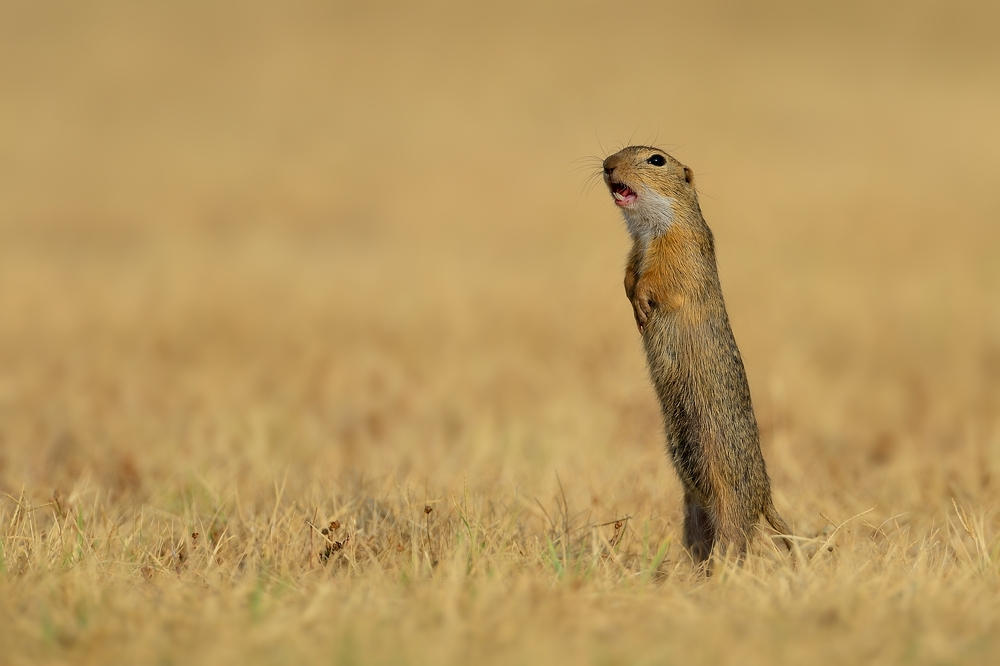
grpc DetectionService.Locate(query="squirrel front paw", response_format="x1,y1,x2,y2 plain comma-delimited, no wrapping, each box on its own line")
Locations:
632,282,656,333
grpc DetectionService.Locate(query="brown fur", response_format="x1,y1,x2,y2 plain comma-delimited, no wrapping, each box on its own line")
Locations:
602,146,792,562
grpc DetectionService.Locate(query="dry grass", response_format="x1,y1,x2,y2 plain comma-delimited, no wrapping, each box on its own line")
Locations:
2,1,1000,664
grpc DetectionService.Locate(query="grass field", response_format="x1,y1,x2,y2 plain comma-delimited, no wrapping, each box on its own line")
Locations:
2,1,1000,664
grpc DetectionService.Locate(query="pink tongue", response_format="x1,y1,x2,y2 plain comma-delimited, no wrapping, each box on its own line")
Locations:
616,191,636,206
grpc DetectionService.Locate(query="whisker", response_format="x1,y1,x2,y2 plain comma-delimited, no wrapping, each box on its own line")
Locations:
571,155,605,174
595,130,609,159
578,168,607,198
627,125,641,148
582,171,606,197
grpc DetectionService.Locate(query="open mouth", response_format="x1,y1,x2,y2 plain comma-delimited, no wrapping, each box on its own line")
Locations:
610,181,637,207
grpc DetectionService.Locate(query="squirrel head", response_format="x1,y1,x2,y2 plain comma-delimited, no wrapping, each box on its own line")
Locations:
602,146,698,243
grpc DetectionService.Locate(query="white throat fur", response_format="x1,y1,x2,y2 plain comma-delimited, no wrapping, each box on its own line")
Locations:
620,188,676,244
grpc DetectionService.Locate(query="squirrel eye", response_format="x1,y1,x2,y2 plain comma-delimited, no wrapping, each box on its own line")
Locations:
647,154,666,166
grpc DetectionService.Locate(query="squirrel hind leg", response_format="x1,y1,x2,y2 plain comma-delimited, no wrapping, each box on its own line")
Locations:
714,515,752,561
683,495,714,563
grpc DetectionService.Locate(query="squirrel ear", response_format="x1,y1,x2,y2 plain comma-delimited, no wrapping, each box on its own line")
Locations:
683,166,694,187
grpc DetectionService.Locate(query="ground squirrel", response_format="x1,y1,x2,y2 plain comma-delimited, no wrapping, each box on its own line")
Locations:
602,145,792,562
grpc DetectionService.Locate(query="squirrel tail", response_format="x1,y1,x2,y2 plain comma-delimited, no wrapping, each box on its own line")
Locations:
764,503,794,555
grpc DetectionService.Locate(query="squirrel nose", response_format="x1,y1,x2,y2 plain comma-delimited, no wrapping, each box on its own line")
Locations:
603,164,615,176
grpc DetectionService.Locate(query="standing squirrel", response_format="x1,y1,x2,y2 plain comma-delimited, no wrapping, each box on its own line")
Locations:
602,145,792,562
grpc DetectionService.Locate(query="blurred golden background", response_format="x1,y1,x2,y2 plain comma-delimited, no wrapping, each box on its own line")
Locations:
1,1,999,663
3,0,998,496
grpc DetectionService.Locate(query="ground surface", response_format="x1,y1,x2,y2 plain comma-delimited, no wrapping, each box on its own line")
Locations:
2,1,1000,664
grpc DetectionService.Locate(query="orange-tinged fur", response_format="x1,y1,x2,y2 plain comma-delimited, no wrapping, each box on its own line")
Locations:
603,146,792,563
